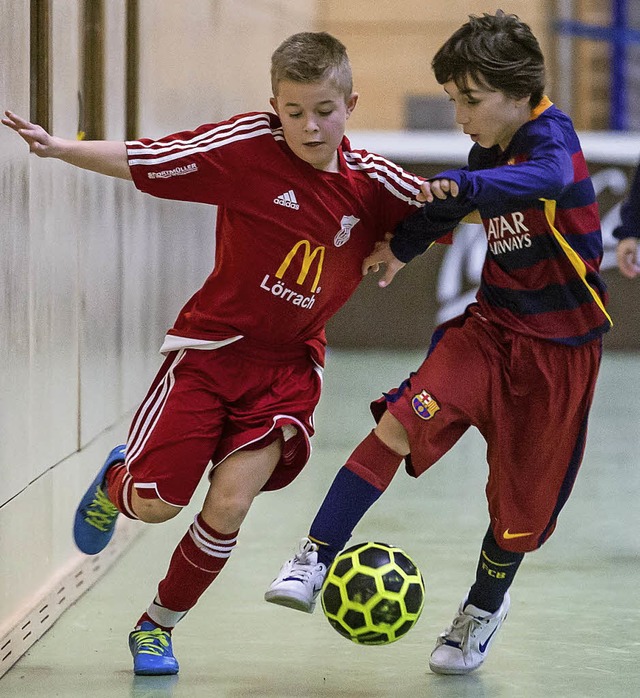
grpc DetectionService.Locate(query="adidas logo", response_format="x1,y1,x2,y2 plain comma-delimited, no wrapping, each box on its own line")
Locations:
274,190,300,210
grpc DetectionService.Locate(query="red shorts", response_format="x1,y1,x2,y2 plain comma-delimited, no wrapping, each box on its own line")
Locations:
372,306,602,552
124,342,322,506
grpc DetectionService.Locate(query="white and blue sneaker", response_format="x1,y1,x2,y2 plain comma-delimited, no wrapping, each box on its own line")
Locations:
264,538,327,613
73,444,126,555
429,592,510,674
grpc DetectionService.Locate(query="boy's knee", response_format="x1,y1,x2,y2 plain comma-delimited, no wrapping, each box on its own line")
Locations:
202,490,253,532
373,411,410,456
134,495,182,523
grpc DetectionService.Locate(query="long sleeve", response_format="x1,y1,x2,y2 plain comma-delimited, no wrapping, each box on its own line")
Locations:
390,195,473,263
438,131,574,207
613,160,640,240
389,122,575,264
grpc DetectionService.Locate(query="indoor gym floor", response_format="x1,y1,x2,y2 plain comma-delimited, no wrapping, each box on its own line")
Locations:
1,349,639,698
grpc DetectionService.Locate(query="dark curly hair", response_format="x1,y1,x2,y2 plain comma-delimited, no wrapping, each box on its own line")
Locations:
432,10,545,107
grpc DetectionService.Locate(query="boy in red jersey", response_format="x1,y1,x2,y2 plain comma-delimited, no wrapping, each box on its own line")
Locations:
2,32,435,675
266,12,611,675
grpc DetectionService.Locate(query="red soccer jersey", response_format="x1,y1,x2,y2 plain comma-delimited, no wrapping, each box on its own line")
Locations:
126,112,424,365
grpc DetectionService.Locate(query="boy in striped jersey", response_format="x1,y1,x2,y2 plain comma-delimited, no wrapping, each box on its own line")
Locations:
3,32,437,675
266,11,611,675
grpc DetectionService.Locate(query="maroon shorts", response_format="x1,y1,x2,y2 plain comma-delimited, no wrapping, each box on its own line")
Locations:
372,306,602,552
124,343,322,506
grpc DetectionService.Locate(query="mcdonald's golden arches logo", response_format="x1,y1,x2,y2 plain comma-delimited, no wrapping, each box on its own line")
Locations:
276,240,325,292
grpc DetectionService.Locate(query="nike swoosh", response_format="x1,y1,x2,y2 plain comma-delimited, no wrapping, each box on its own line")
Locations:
482,551,517,567
503,529,533,540
479,626,499,653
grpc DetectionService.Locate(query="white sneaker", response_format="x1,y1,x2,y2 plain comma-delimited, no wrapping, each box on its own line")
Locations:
429,592,510,675
264,538,327,613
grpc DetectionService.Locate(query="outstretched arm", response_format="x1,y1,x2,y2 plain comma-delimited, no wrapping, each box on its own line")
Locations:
2,110,132,180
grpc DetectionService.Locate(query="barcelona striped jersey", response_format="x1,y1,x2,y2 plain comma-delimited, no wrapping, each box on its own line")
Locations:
391,98,611,346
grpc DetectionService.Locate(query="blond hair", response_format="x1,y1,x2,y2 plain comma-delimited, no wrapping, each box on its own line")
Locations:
271,32,353,99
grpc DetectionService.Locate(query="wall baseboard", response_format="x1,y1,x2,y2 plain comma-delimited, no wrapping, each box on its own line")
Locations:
0,518,142,678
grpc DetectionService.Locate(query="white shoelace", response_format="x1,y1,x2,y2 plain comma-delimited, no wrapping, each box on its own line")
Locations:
441,613,483,658
285,541,318,581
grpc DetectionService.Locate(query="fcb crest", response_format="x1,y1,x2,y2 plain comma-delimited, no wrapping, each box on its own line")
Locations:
412,390,440,420
334,215,360,247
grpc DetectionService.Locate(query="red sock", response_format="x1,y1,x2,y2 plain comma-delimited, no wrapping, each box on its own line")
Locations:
148,514,238,624
136,611,170,632
345,430,403,491
104,463,138,519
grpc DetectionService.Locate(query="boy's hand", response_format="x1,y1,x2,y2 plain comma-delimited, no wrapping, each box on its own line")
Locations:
616,237,640,279
362,236,405,287
2,110,59,157
418,178,459,203
3,110,130,178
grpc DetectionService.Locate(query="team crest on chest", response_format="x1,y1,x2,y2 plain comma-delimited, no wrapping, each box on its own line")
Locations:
412,390,440,420
334,215,360,247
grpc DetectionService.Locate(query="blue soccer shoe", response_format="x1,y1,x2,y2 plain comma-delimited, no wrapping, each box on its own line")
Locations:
73,444,126,555
129,621,179,676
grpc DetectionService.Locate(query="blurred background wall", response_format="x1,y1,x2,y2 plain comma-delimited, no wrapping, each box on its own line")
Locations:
1,0,638,675
317,0,640,351
319,1,552,131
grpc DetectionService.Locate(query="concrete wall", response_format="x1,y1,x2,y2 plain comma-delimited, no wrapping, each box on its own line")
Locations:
0,0,315,660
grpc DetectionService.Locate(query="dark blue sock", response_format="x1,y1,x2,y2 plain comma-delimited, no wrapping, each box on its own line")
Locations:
467,526,524,612
309,467,383,568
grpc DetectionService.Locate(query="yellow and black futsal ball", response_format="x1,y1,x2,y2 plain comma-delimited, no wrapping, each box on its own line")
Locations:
320,541,425,645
